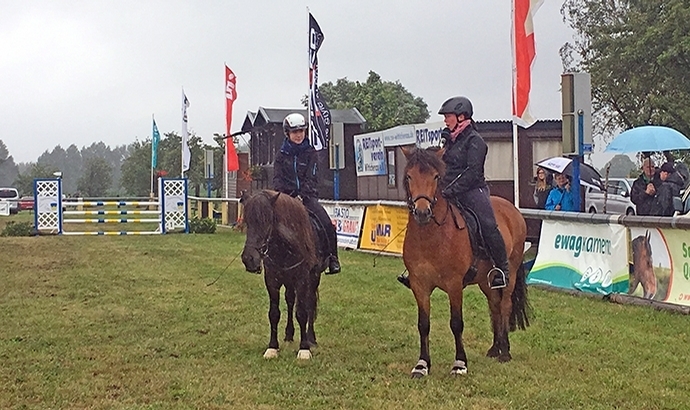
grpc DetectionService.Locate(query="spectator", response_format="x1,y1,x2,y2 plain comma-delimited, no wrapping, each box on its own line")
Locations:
653,162,684,216
533,167,553,209
630,158,660,216
545,173,578,211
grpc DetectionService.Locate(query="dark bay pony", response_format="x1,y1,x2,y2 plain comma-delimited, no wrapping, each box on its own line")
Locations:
630,232,657,299
401,147,530,378
241,190,326,360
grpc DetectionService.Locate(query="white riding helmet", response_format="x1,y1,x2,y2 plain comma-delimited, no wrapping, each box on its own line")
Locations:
283,113,307,136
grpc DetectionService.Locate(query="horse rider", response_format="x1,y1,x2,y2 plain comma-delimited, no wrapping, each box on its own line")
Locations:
399,97,509,289
272,112,341,275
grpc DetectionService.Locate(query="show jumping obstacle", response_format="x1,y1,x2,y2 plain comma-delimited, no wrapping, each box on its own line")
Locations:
34,178,189,235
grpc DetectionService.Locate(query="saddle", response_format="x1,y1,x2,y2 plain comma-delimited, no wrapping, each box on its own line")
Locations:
447,198,490,260
305,209,330,264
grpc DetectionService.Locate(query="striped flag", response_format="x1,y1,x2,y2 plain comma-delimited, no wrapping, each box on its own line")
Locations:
512,0,543,128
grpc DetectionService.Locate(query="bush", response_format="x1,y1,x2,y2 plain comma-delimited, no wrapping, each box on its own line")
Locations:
1,221,34,237
189,216,216,234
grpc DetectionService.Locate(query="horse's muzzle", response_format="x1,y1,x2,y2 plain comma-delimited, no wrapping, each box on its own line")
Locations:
241,249,262,273
412,207,433,225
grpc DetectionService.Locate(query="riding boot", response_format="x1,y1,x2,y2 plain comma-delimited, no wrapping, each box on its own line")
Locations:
483,227,510,289
326,254,341,275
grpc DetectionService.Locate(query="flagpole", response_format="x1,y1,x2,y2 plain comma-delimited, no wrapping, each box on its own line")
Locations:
151,113,155,196
512,122,520,207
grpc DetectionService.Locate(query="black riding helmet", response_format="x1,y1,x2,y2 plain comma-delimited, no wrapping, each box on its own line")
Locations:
438,96,473,119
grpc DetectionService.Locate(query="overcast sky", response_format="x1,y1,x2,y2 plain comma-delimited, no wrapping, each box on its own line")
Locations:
2,0,615,166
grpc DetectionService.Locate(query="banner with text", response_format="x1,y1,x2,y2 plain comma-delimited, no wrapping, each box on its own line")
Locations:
414,121,445,149
382,125,416,147
628,227,690,306
528,220,628,294
354,132,386,176
359,204,408,254
323,203,365,249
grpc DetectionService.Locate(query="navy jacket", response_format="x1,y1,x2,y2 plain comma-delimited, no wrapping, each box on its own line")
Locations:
441,125,488,197
273,138,319,198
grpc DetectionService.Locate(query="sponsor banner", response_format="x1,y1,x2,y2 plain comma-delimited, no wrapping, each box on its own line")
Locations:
354,132,386,176
359,204,408,254
528,220,628,294
323,203,365,249
382,125,416,147
629,228,690,306
414,121,445,149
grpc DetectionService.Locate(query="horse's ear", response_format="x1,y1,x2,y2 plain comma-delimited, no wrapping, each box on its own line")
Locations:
269,191,281,206
239,190,250,204
401,145,414,159
434,147,446,159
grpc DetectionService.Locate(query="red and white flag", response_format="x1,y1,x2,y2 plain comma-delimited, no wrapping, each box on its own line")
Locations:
225,65,239,171
512,0,543,128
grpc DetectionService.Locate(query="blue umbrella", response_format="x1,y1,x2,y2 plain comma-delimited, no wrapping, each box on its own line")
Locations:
604,125,690,153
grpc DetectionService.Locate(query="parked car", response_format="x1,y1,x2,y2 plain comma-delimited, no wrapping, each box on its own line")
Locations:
0,187,20,214
19,196,34,211
585,178,636,215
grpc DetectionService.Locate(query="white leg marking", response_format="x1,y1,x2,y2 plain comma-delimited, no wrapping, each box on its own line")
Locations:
296,349,312,360
263,348,279,359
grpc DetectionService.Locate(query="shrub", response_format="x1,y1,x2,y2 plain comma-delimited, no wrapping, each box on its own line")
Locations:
189,216,216,234
1,221,34,237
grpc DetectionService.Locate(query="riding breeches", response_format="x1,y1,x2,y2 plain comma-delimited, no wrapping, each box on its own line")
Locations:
456,187,508,269
302,196,339,257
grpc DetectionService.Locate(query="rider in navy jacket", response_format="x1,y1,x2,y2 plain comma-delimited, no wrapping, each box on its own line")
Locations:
272,113,341,275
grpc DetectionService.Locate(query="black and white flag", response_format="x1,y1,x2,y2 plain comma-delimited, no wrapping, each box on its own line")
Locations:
308,13,331,151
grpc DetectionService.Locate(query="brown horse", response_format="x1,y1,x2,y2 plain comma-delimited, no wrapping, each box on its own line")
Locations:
401,147,530,378
630,232,657,299
240,190,326,360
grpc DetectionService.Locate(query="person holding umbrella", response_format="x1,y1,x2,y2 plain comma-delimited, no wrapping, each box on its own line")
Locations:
630,158,660,216
545,173,578,212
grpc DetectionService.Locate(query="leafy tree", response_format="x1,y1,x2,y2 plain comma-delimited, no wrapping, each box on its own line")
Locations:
561,0,690,139
13,163,58,196
0,140,19,187
313,71,430,132
77,157,112,197
600,154,637,178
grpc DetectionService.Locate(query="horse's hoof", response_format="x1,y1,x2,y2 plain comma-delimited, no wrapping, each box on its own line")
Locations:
296,349,312,360
497,353,512,363
410,359,429,378
486,346,500,358
263,348,279,359
450,360,468,376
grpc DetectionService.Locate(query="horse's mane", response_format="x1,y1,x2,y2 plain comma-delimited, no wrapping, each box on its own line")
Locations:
244,190,318,268
404,147,446,175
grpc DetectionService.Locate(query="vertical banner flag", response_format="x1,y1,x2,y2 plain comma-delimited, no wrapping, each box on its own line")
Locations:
308,13,331,151
512,0,543,128
152,117,161,168
181,90,191,174
225,65,239,171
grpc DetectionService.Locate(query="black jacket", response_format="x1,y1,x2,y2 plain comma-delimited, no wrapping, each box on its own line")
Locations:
630,173,661,216
273,139,319,198
441,125,488,197
654,172,685,216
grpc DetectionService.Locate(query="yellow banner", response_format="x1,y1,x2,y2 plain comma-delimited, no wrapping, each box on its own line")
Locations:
359,205,409,254
660,229,690,306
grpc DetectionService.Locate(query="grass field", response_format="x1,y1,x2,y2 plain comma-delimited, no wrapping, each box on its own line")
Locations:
1,216,690,409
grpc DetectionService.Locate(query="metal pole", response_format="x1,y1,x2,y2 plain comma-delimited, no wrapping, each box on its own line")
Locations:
571,110,584,212
334,143,340,200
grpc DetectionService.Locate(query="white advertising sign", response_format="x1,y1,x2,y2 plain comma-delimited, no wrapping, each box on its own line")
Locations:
414,121,446,149
382,125,416,147
323,203,365,249
354,132,386,176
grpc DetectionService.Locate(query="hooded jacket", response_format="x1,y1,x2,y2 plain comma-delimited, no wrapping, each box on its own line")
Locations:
272,138,319,198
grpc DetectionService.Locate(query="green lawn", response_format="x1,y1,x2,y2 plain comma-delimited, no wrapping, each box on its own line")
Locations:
1,228,689,409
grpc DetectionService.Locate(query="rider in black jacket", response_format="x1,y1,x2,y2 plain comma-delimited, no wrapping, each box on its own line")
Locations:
272,113,341,274
437,96,509,289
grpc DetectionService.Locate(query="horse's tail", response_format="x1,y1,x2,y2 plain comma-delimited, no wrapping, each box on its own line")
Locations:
509,260,531,331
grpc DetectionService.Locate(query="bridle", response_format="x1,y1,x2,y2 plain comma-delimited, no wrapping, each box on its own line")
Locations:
245,200,306,271
404,174,450,226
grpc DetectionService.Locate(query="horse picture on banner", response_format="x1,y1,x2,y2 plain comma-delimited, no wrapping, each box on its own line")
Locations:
629,228,671,301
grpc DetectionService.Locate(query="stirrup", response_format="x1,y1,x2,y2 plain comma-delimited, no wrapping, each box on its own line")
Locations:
488,266,507,289
397,270,411,289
